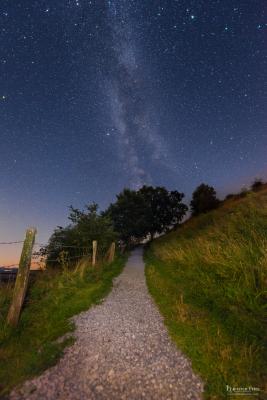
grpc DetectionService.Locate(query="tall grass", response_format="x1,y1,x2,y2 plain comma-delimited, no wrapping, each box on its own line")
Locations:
145,189,267,399
0,254,126,396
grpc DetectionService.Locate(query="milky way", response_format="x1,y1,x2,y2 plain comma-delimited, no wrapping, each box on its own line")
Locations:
106,0,177,187
0,0,266,261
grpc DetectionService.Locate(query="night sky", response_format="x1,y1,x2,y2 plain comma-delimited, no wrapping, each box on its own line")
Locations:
0,0,266,264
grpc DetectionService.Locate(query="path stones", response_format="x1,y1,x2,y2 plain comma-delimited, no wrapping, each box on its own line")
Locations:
10,248,203,400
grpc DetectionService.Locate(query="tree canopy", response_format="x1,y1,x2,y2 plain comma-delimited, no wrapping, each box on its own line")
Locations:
106,185,188,244
190,183,220,216
42,203,116,267
40,185,187,266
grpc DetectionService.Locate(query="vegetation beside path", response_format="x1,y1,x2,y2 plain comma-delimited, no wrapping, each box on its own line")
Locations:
145,188,267,399
0,255,126,396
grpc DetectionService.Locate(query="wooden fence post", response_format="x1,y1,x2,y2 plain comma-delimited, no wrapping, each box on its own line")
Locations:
92,240,97,266
107,242,116,263
7,227,37,327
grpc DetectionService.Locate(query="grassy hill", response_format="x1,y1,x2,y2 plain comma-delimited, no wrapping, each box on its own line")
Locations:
145,187,267,399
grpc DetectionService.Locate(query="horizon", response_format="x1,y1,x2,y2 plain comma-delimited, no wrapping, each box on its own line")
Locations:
1,0,266,265
1,178,266,266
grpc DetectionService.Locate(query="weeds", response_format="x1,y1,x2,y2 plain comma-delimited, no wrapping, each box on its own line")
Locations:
145,189,267,399
0,254,126,396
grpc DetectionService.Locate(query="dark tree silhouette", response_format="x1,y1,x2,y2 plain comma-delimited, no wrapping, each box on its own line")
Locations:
41,203,116,268
106,186,187,244
139,186,187,240
251,178,264,192
190,183,220,216
105,189,148,245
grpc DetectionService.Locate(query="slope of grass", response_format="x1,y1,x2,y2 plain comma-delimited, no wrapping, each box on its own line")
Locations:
145,189,267,399
0,255,126,396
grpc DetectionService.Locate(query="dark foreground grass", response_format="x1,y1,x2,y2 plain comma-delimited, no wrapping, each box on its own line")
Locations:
0,255,126,396
145,189,267,400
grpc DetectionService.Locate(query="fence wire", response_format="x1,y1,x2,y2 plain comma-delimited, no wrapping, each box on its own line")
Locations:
0,236,113,268
0,241,24,245
45,253,92,263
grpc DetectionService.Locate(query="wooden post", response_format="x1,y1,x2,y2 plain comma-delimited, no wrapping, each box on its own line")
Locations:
92,240,97,266
7,227,37,327
107,242,116,263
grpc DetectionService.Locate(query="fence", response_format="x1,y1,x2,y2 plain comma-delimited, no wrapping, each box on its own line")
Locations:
0,227,116,327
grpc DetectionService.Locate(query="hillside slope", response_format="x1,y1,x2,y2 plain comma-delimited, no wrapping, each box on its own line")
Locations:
145,188,267,399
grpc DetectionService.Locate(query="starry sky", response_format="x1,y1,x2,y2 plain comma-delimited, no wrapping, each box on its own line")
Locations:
0,0,266,264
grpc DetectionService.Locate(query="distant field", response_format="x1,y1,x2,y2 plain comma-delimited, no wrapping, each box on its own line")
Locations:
145,188,267,399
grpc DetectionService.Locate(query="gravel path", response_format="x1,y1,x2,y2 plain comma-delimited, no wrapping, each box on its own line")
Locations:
10,248,203,400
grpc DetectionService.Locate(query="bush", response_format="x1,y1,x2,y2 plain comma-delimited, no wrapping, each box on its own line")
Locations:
224,193,235,200
238,187,249,198
39,203,117,269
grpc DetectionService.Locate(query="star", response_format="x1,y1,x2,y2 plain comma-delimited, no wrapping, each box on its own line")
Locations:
0,0,265,260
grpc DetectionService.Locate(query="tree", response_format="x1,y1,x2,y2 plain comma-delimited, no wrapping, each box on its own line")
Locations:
251,178,264,192
42,203,116,268
139,186,187,239
105,189,148,245
190,183,220,216
106,186,188,244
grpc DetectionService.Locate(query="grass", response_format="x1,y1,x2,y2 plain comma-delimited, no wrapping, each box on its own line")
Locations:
145,188,267,399
0,254,126,396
